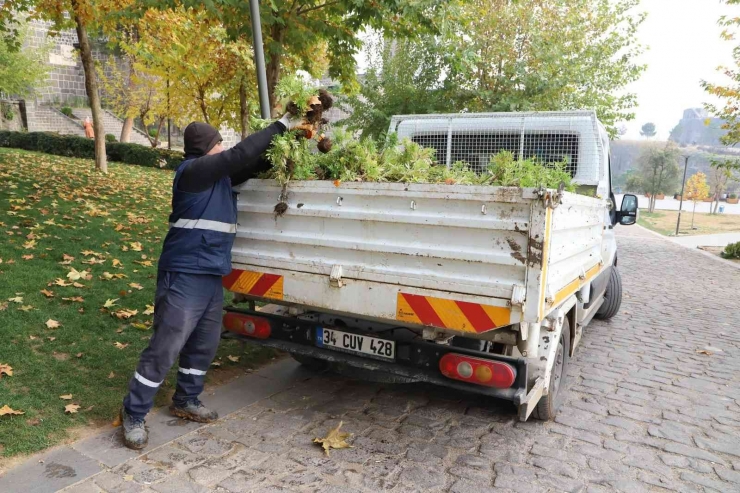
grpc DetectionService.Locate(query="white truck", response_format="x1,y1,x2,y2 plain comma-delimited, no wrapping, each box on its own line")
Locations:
221,111,638,420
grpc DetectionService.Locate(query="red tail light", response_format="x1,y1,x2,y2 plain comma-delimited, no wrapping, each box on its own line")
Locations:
223,313,271,339
439,353,516,389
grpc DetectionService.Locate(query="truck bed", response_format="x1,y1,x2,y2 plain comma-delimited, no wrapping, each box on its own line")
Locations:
226,180,606,335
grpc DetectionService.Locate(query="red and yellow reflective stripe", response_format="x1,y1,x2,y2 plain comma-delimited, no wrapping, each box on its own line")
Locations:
396,293,510,334
222,269,284,300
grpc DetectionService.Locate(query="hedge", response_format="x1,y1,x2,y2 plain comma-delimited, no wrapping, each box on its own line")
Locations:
0,131,184,170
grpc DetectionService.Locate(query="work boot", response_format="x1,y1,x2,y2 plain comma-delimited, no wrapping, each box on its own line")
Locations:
170,399,219,423
120,407,148,450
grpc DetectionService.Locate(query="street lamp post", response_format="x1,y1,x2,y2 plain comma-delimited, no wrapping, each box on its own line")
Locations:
675,155,691,236
249,0,271,119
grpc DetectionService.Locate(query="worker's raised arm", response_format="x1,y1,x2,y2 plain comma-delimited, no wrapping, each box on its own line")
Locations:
177,121,286,193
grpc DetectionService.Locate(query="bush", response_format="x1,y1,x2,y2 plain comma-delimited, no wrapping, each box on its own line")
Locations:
1,103,14,121
60,106,74,118
148,128,159,138
723,241,740,259
105,133,117,143
730,193,738,199
0,131,183,170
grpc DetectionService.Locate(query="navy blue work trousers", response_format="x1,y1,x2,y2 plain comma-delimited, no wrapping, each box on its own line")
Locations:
123,270,223,419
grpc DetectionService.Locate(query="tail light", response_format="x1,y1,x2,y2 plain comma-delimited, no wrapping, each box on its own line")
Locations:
223,312,271,339
439,353,517,389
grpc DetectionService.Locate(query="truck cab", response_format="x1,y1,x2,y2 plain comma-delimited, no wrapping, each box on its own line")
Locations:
222,111,638,421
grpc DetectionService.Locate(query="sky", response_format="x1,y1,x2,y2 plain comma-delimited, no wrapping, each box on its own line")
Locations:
623,0,737,140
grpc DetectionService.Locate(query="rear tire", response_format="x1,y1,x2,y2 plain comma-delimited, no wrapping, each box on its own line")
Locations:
595,267,622,320
290,354,327,372
532,318,570,421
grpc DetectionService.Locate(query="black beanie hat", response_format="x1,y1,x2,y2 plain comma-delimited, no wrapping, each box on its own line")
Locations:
184,122,222,157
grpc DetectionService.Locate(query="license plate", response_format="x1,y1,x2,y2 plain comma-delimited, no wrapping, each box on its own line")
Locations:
316,328,395,361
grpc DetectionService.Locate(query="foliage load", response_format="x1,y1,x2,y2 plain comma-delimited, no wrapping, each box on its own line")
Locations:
0,131,183,169
722,241,740,259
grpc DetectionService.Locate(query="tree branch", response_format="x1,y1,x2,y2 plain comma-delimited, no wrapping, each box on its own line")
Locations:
297,0,343,16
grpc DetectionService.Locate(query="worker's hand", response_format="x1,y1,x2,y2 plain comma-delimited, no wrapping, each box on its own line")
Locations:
279,112,304,131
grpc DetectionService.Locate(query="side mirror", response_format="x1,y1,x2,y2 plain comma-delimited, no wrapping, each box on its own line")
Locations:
618,194,638,226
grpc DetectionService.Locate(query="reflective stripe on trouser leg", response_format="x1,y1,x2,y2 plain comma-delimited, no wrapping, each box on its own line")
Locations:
172,285,223,406
123,271,223,419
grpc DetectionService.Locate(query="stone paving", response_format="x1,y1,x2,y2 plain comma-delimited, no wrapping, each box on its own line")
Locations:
59,227,740,492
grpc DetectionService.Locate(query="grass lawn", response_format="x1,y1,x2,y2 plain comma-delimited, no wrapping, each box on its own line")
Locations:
638,209,740,236
0,148,276,462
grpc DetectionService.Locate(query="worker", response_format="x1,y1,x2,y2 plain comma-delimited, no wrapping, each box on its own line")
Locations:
120,114,302,450
83,117,94,139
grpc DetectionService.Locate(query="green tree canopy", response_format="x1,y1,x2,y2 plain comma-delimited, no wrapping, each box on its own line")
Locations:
626,144,681,212
640,122,657,138
342,0,645,139
0,22,48,96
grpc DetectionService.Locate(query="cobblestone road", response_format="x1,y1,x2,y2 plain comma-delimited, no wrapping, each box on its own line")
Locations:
71,227,740,493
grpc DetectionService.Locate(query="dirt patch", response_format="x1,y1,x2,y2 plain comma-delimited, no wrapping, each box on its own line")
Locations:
52,352,69,361
507,238,526,264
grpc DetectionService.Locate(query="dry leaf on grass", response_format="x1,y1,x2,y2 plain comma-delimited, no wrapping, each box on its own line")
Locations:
8,296,23,303
0,363,13,378
75,352,83,358
131,323,148,330
40,289,54,298
54,279,71,287
59,394,73,400
64,404,80,414
0,405,24,416
108,371,115,379
130,242,143,252
19,305,34,312
46,319,61,329
23,240,36,249
114,342,129,349
129,283,143,291
227,355,240,363
143,304,154,315
22,254,34,260
135,260,153,267
313,421,352,456
113,309,137,320
66,268,88,281
112,259,122,267
103,298,119,309
47,337,56,342
72,282,85,288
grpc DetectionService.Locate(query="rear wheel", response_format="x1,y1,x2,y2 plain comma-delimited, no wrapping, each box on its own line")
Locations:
290,354,327,372
595,267,623,320
532,318,570,421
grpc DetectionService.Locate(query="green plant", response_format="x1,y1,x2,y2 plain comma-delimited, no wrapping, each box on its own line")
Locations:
1,102,14,121
722,241,740,259
0,130,183,169
60,106,74,118
730,193,737,199
148,128,159,138
105,133,117,143
274,74,316,115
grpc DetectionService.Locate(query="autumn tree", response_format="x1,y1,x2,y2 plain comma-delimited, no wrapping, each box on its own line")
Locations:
0,21,49,96
707,159,737,214
0,0,134,172
626,144,681,213
343,0,645,139
684,172,710,228
640,123,657,139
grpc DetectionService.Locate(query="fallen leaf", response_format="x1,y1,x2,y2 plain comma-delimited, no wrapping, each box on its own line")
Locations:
113,309,138,320
227,355,240,363
135,260,153,267
130,242,143,252
112,414,122,427
40,289,54,298
18,305,34,312
114,342,129,350
131,322,148,330
75,352,83,358
54,279,71,287
23,239,36,249
22,254,34,260
0,405,24,416
108,371,115,379
59,394,73,400
0,302,7,311
63,254,75,262
47,337,56,342
29,335,37,340
143,304,154,316
116,328,124,334
103,298,119,308
46,319,61,329
67,268,89,281
62,296,85,303
72,282,85,288
0,363,13,378
313,421,352,456
112,259,122,267
211,361,222,367
64,404,80,414
129,283,144,291
8,296,23,303
696,349,712,356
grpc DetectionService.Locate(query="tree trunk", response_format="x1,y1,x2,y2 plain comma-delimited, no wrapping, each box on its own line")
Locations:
73,4,107,173
120,116,133,143
265,26,284,114
713,198,720,214
239,78,249,139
